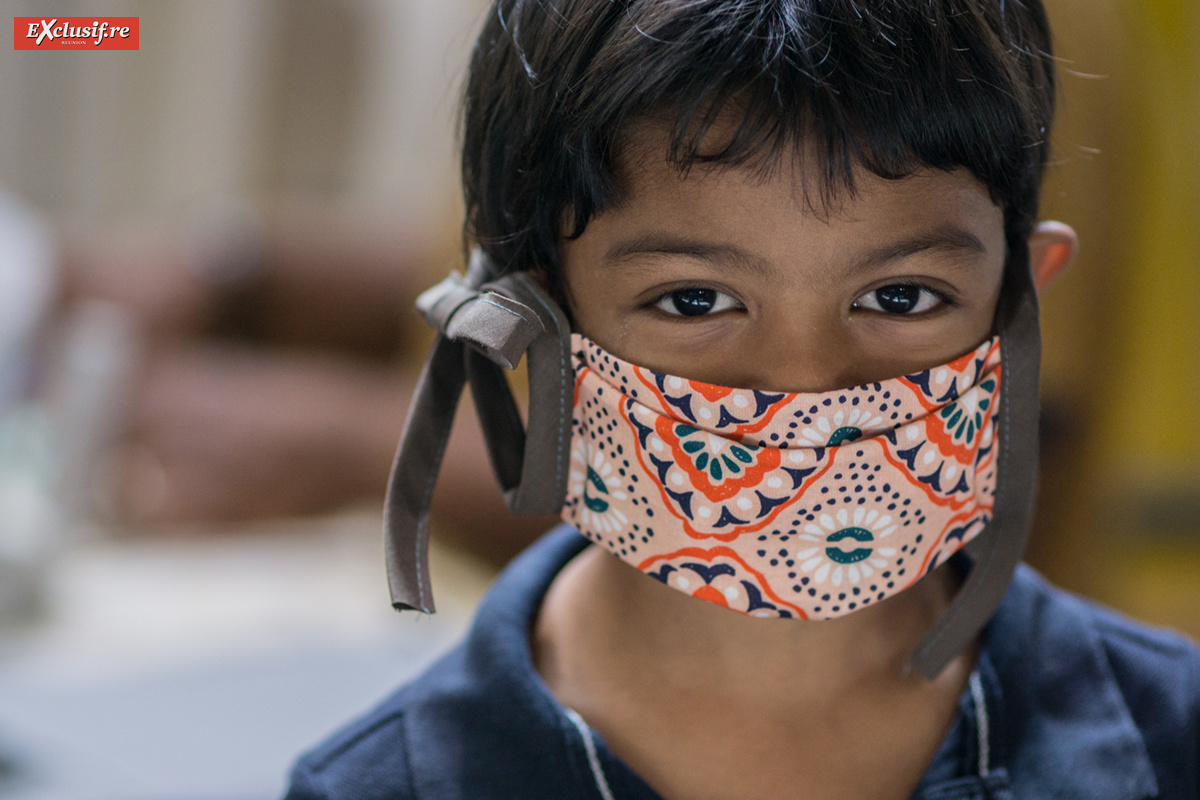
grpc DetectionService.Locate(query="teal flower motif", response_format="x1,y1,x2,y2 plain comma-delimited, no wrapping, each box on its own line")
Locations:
675,424,756,483
568,440,628,534
937,378,995,445
583,466,610,513
797,408,885,448
794,507,898,588
824,527,874,564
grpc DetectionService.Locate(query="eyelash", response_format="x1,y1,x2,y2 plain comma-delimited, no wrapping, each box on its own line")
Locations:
852,281,955,316
649,285,743,318
647,280,955,318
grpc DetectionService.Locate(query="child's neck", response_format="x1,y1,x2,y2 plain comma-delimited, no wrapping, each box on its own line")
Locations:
537,543,969,693
533,544,977,800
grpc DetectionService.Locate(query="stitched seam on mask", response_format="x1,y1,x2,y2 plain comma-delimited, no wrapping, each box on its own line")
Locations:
522,283,570,495
969,669,991,776
565,709,615,800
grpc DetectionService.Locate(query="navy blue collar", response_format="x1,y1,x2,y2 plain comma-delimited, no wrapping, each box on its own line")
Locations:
404,526,1159,799
979,564,1158,799
402,527,623,798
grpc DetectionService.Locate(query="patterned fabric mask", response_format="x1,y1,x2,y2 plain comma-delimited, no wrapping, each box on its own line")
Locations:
561,333,1002,620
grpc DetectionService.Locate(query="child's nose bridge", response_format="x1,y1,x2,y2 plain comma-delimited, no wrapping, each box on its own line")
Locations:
749,318,862,394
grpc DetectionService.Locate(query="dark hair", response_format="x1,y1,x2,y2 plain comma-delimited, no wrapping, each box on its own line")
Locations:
460,0,1056,298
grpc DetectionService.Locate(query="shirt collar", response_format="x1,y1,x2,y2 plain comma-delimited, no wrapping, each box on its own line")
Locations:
403,527,608,798
405,530,1160,800
979,565,1159,800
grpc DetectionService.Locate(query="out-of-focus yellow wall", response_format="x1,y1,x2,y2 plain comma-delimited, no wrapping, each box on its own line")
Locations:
1033,0,1200,636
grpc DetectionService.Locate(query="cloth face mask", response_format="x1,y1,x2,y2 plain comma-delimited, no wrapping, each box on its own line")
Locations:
561,334,1002,620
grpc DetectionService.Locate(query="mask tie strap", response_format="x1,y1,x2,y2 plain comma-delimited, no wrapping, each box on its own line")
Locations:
382,250,572,613
909,248,1041,678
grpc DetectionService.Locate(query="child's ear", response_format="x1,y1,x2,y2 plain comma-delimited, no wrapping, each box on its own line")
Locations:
1028,221,1078,293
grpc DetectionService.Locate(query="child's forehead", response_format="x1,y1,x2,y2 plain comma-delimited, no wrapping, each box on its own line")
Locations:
610,115,999,229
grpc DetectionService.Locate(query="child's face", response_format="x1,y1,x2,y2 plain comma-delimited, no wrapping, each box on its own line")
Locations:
561,124,1007,393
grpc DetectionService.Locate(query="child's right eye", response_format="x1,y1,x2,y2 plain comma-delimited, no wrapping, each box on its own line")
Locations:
652,287,741,317
852,283,948,315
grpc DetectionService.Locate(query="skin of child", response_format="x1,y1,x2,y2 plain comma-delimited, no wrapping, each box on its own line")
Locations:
532,120,1077,800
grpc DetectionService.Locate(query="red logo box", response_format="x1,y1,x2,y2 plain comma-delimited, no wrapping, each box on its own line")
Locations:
14,17,139,50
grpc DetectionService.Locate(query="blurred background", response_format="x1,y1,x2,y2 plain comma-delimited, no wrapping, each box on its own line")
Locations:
0,0,1195,797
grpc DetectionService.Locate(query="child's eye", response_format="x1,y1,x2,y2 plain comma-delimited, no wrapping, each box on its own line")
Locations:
653,287,741,317
853,284,946,315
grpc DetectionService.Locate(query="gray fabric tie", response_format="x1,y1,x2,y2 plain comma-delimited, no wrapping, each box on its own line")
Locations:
382,250,572,613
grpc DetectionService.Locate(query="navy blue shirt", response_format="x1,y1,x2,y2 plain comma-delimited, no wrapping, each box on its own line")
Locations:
284,526,1200,799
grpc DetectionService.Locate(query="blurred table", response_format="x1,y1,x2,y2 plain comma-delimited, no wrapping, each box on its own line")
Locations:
0,509,496,799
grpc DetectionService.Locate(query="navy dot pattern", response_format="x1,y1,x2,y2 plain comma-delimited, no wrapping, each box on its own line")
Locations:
561,334,1002,621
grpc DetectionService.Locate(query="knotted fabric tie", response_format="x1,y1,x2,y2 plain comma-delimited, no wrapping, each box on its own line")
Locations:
382,250,572,613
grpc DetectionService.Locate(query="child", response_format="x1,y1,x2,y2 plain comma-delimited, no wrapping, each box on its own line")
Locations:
285,1,1200,797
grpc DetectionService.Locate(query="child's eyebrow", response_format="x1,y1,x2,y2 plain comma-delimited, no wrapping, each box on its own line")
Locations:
604,234,772,276
602,225,987,277
842,226,988,277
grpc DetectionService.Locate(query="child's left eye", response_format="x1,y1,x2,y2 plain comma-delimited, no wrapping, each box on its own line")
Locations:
853,284,945,315
653,287,742,317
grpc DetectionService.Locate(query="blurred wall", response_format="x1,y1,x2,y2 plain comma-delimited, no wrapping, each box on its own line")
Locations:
1034,0,1200,633
0,0,488,237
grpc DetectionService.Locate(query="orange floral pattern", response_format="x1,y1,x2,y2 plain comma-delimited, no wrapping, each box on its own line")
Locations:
561,334,1002,620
